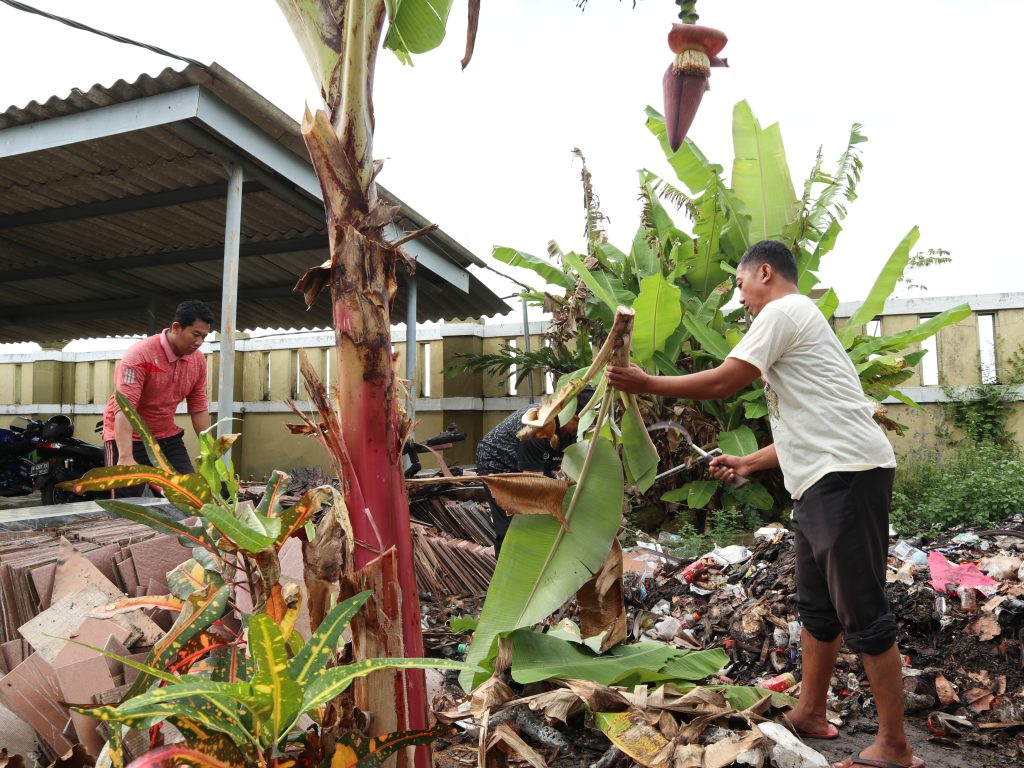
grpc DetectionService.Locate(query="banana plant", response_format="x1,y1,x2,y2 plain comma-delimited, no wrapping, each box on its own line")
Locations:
464,100,969,525
270,2,485,762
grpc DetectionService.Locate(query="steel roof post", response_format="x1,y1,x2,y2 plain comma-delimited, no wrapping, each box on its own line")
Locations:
217,163,244,449
405,274,418,425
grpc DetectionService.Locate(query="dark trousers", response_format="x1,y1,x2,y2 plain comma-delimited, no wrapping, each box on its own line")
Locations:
479,477,511,556
792,467,896,655
103,431,194,498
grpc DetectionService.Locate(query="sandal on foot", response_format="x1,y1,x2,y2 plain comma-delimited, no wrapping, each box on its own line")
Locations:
794,723,839,740
831,754,926,768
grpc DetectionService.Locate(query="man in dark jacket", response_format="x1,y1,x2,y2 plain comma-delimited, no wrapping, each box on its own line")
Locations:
475,388,593,555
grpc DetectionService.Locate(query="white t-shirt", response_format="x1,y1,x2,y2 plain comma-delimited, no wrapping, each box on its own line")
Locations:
727,293,895,499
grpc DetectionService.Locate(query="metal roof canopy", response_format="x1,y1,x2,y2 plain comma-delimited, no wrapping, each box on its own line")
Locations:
0,64,509,431
0,64,508,341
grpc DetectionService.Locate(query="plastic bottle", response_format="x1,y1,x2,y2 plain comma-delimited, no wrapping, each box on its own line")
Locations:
956,586,977,613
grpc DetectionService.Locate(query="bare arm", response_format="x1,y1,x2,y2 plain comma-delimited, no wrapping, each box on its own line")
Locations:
605,358,761,401
113,410,138,465
709,444,779,482
190,410,212,437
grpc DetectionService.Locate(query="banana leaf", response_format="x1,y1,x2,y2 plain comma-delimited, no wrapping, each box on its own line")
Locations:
562,250,622,312
460,438,624,690
644,107,719,195
492,246,574,290
837,226,921,348
730,101,798,245
620,397,658,493
629,228,660,279
815,287,840,320
719,425,758,456
681,311,730,361
631,272,682,364
661,480,718,509
383,0,455,64
848,304,971,360
507,629,728,686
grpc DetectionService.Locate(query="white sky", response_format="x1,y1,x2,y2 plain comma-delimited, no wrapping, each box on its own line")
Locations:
1,0,1021,351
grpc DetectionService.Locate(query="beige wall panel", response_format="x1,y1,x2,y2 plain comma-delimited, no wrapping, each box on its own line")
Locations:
234,413,332,482
18,364,32,406
442,336,482,398
479,337,508,399
94,361,114,405
938,314,980,387
996,309,1024,381
267,350,295,401
0,365,17,405
241,351,268,401
880,315,922,387
32,361,62,404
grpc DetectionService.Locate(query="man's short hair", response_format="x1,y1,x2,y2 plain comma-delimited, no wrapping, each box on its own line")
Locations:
576,386,595,411
174,300,215,329
738,240,798,284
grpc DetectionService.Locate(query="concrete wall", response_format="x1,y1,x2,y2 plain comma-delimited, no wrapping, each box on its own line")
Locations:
2,294,1023,481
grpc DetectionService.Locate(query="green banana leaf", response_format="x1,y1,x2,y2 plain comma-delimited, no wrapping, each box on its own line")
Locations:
848,304,971,360
630,228,661,278
383,0,455,63
661,480,718,510
837,226,921,348
644,107,718,195
631,273,682,364
459,438,624,690
507,628,728,686
730,101,798,244
681,311,730,361
620,398,659,493
719,425,758,456
815,287,840,320
493,246,574,290
562,250,620,313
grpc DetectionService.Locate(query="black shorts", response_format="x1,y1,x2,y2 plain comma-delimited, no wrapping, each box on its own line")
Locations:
792,467,896,655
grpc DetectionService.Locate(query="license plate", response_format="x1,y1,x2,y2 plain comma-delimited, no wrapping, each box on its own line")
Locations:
30,461,50,477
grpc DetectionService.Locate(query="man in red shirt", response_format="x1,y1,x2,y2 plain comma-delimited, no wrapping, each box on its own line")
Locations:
102,300,214,491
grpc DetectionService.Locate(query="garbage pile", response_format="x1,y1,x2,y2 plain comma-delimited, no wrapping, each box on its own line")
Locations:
422,514,1024,766
614,519,1024,760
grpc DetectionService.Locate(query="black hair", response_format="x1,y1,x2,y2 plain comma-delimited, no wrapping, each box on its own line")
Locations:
738,240,798,284
174,300,215,328
576,386,595,411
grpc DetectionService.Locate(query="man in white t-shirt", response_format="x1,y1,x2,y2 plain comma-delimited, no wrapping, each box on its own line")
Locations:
607,240,920,768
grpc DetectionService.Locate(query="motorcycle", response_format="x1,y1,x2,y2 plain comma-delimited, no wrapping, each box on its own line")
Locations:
30,415,105,505
0,416,46,497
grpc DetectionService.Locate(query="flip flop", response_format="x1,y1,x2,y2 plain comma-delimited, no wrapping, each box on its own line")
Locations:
794,723,840,740
831,754,926,768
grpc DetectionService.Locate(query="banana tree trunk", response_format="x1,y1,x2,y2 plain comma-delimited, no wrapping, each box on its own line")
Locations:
280,2,428,767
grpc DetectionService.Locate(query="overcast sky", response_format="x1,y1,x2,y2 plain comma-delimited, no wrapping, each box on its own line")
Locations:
2,0,1021,338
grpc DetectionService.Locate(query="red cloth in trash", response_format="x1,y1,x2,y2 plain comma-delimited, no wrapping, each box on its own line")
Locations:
928,551,998,593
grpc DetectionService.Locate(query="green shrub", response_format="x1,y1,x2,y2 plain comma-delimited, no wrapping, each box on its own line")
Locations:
891,442,1024,533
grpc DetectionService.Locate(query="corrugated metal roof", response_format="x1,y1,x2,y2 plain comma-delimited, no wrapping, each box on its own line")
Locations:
0,64,509,343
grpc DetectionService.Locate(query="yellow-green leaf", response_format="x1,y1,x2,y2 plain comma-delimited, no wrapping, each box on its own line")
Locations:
248,614,302,745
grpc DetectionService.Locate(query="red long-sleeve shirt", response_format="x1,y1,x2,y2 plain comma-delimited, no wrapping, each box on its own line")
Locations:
102,330,208,441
